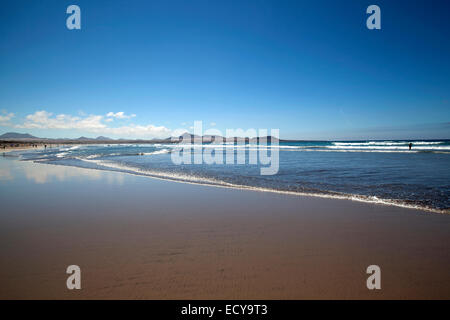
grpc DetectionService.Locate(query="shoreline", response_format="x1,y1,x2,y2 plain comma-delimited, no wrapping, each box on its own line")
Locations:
28,157,449,215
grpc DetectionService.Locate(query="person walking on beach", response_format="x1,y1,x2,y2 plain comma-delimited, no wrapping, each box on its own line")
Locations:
409,142,412,150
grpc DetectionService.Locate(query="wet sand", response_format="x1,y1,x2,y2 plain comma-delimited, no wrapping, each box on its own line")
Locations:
1,146,43,153
0,158,449,299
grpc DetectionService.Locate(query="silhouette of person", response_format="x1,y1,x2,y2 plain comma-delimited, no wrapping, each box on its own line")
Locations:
409,142,412,150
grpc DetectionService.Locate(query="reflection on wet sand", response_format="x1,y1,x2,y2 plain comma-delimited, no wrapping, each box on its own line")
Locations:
0,158,124,185
0,167,12,181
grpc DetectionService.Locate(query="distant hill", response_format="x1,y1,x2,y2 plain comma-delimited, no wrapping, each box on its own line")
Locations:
75,136,113,141
1,132,281,143
0,132,39,139
167,133,280,143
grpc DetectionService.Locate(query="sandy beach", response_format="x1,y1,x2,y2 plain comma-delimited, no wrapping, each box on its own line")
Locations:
0,157,449,299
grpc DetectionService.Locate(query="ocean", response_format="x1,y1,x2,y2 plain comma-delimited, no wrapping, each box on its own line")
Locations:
14,140,450,213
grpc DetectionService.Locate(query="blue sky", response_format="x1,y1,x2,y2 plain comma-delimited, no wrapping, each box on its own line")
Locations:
0,0,449,139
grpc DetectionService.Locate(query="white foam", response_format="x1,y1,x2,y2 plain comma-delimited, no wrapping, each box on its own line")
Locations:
333,141,444,146
326,145,450,150
74,157,448,214
162,142,450,152
143,149,170,155
56,152,68,158
80,158,234,187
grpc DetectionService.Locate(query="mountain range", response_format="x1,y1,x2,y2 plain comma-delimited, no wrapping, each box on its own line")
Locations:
0,132,38,139
0,132,112,141
0,132,280,143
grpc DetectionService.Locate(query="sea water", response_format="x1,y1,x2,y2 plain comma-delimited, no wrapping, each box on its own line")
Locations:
14,140,450,213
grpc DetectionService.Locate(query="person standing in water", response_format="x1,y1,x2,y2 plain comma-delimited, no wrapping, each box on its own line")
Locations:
409,142,412,150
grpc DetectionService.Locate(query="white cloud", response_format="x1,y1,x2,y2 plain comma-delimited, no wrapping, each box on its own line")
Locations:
210,122,216,127
0,111,14,125
19,111,105,130
98,124,171,138
106,111,136,119
15,110,171,139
